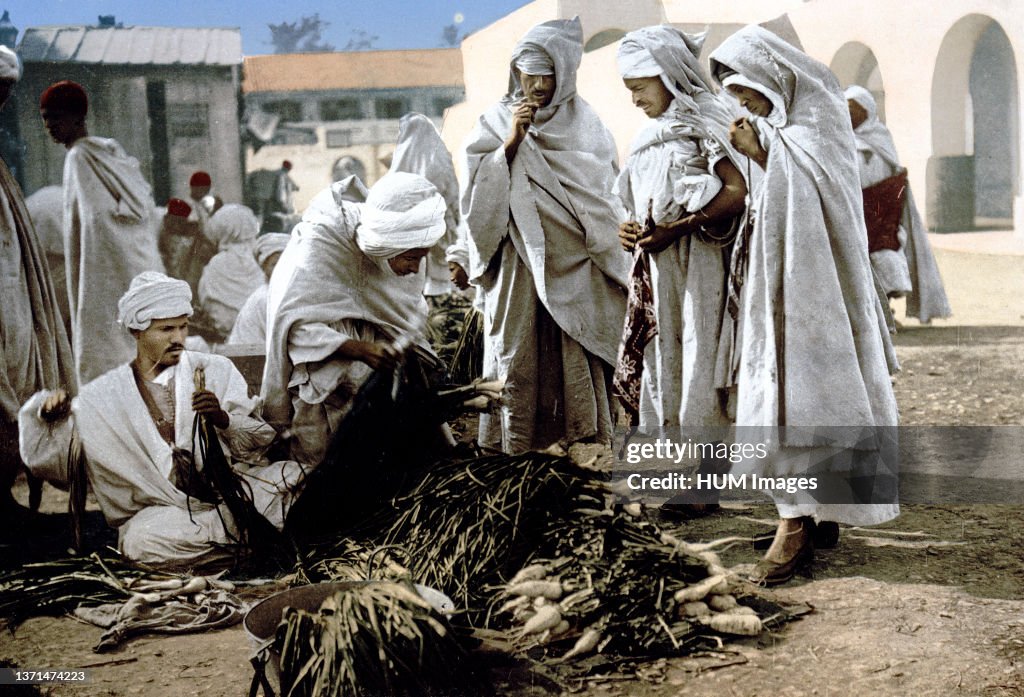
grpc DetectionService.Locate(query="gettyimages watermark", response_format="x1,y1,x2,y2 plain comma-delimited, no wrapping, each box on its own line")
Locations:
612,425,1024,505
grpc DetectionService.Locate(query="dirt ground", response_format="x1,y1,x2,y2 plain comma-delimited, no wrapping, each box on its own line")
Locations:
1,323,1022,697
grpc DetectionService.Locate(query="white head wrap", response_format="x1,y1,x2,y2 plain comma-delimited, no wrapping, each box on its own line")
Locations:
844,84,899,167
205,204,259,249
617,41,662,79
117,271,193,331
0,46,21,82
356,171,446,259
253,232,291,266
723,73,788,128
844,85,877,121
616,27,724,122
512,46,555,76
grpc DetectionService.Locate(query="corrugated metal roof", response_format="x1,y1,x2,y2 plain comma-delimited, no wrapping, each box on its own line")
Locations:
18,26,242,65
242,49,463,93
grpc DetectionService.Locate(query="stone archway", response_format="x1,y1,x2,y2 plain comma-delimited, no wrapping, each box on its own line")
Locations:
929,14,1019,231
584,29,626,53
830,41,886,121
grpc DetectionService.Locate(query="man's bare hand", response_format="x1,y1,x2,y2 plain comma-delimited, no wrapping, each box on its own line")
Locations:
341,340,401,371
449,262,470,290
504,101,539,162
192,389,230,429
40,389,71,423
619,221,644,252
729,117,767,167
638,224,682,254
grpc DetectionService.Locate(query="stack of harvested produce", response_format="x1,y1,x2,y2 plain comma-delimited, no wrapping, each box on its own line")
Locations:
296,539,412,586
373,451,603,621
493,509,788,660
0,553,150,629
273,581,478,697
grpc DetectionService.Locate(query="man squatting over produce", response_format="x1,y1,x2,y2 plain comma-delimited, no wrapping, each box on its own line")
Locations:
18,271,307,569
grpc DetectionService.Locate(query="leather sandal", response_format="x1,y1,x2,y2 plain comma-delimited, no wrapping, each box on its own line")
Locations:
748,543,814,586
748,518,815,586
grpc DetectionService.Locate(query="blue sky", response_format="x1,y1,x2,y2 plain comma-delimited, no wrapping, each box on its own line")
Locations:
1,0,531,54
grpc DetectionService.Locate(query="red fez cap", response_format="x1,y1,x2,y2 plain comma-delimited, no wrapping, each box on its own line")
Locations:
40,80,89,116
166,198,192,218
189,171,212,187
282,160,293,170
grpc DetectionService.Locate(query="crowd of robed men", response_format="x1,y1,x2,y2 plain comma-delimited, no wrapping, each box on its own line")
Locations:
1,19,952,583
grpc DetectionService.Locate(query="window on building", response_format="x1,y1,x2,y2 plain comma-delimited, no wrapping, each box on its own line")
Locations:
325,129,353,148
375,97,409,120
262,100,303,123
431,96,456,116
320,98,362,121
167,103,208,138
269,126,317,146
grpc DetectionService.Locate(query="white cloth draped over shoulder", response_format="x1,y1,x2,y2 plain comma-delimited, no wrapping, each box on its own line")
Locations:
460,17,629,453
197,205,265,336
227,285,270,346
62,136,164,384
18,351,304,567
846,86,951,322
710,26,898,525
228,233,291,346
613,25,745,439
261,179,437,462
389,113,461,296
0,159,76,424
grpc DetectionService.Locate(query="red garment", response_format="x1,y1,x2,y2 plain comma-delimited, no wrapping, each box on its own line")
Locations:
863,169,907,253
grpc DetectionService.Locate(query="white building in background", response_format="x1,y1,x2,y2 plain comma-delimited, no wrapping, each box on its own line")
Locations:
442,0,1023,237
243,48,464,213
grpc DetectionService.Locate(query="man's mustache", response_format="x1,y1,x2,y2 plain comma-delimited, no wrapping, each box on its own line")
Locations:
167,344,185,352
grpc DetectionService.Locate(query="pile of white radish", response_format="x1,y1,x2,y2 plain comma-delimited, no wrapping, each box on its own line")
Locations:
495,529,769,663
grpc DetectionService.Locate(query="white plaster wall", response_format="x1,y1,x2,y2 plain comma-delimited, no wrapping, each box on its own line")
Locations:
442,0,1024,235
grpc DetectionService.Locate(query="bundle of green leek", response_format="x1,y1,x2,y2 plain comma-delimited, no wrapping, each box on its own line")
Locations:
372,451,603,622
274,581,478,697
448,307,483,386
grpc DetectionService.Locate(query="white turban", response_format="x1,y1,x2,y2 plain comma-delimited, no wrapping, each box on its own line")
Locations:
253,232,291,266
117,271,193,331
616,39,662,79
356,171,446,258
722,73,788,128
206,204,259,248
0,46,21,82
512,45,555,76
844,85,877,119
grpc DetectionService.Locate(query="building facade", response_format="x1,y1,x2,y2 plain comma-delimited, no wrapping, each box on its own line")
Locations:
14,23,244,204
442,0,1024,237
242,48,464,212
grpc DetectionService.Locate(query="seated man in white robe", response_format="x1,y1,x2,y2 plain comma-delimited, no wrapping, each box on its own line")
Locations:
19,271,307,569
262,172,447,465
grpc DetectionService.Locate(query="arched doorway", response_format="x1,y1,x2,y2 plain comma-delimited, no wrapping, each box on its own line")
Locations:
584,29,625,53
929,15,1019,231
830,41,886,121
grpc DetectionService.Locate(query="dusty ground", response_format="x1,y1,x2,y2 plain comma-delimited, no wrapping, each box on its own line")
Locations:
1,320,1022,694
